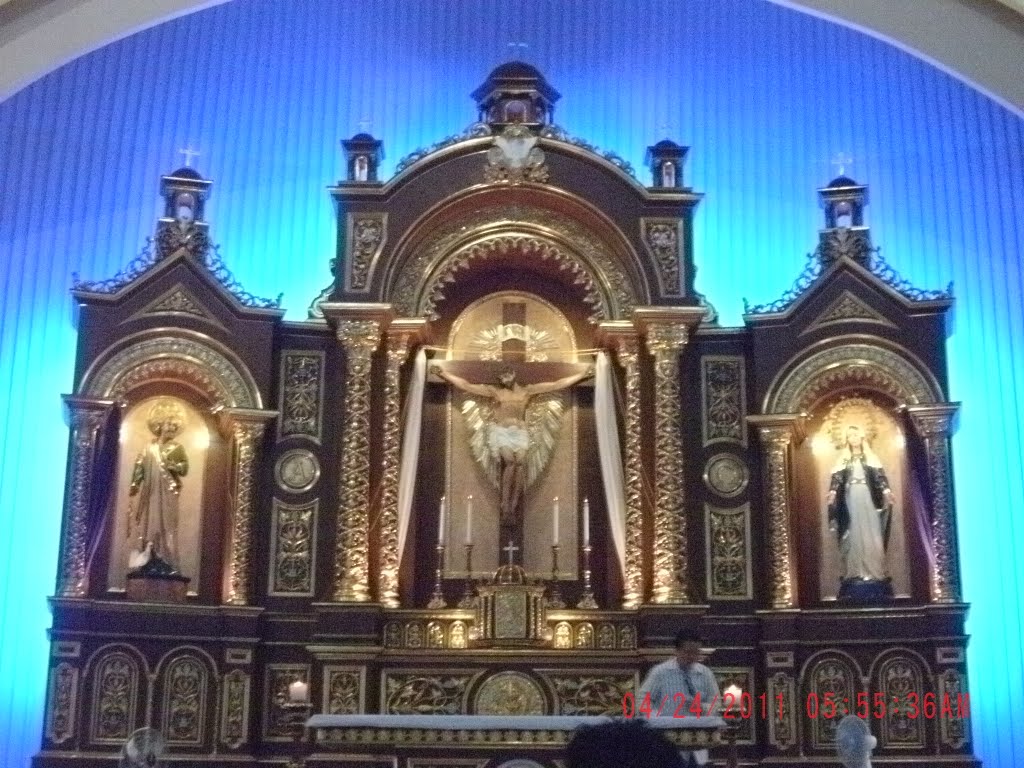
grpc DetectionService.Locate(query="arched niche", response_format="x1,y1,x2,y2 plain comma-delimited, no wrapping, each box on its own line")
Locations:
79,331,260,601
766,337,941,605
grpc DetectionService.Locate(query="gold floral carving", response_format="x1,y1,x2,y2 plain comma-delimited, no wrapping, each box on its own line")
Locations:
754,423,796,609
90,651,140,744
325,667,363,715
132,284,220,326
378,327,415,607
701,356,746,446
705,503,752,600
938,669,969,750
544,673,638,715
645,323,691,603
876,655,926,748
269,499,317,596
908,405,962,603
609,332,644,607
807,656,858,749
220,669,249,750
767,672,797,750
278,351,325,441
802,290,895,334
389,205,646,323
474,672,547,716
224,412,274,605
58,398,113,597
85,334,259,409
161,655,207,745
640,218,683,296
332,319,381,601
384,673,474,715
346,213,388,292
45,663,78,745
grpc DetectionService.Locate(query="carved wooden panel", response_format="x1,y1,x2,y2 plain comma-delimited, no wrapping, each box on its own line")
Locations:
704,503,752,599
382,671,477,715
701,356,746,446
160,654,209,746
938,669,970,750
89,650,140,744
269,498,317,596
263,664,310,741
539,672,638,716
712,667,755,744
324,666,365,715
804,655,860,750
45,662,78,745
876,654,926,749
767,672,797,750
220,669,250,750
278,351,325,442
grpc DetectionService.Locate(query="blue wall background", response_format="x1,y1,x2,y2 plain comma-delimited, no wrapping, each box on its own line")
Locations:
0,1,1021,765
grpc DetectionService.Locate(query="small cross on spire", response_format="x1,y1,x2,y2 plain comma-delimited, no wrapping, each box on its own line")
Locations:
507,42,529,59
831,152,853,177
502,540,520,565
357,118,372,134
178,147,201,168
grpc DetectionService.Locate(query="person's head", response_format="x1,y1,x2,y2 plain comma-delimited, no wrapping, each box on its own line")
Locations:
497,368,517,389
147,399,185,441
565,720,685,768
845,425,864,452
674,628,702,668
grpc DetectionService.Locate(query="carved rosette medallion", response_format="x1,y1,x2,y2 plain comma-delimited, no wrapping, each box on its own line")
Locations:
543,673,638,716
220,669,250,750
224,413,273,605
752,419,799,609
703,453,749,498
269,499,317,596
877,655,925,748
705,503,752,599
908,405,962,603
378,327,417,607
324,667,364,714
278,351,325,441
474,672,547,716
640,219,683,296
346,213,388,292
938,669,969,750
45,663,79,744
161,655,208,745
333,319,382,602
275,449,320,494
701,356,746,446
767,672,797,750
384,673,475,715
645,323,691,603
90,651,140,744
58,398,113,597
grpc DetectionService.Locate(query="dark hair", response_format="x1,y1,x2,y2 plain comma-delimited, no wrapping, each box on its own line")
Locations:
673,628,701,649
565,720,685,768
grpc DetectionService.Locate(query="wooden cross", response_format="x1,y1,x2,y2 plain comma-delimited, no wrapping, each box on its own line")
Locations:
503,540,520,565
178,147,200,168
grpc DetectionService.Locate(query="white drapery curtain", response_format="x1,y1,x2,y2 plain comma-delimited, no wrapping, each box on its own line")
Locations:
397,348,427,564
594,350,627,578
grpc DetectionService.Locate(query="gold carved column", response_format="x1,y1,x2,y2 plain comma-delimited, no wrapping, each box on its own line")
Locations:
220,408,276,606
377,318,427,608
57,396,116,597
907,403,962,603
749,415,803,609
599,322,644,608
635,308,704,605
322,304,389,602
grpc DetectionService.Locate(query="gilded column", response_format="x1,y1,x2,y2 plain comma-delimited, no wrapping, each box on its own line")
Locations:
636,308,703,604
600,322,644,607
377,319,426,608
907,403,962,603
327,312,385,602
749,415,802,609
57,396,115,597
221,408,276,606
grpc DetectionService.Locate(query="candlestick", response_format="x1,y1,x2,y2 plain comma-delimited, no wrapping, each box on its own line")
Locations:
547,543,565,608
458,542,476,608
427,541,447,609
465,495,473,545
553,496,560,545
577,542,598,609
582,497,590,547
438,496,446,544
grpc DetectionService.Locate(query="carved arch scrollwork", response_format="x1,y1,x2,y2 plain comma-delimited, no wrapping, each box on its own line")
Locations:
80,330,261,409
386,204,650,322
870,648,930,749
766,337,943,414
154,646,218,748
84,645,148,745
800,651,863,751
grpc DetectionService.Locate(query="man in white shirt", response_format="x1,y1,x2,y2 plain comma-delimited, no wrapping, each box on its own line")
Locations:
637,629,722,767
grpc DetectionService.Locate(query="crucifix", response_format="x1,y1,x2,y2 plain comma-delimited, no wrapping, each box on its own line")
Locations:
178,147,201,168
831,151,854,177
430,299,592,568
502,540,520,565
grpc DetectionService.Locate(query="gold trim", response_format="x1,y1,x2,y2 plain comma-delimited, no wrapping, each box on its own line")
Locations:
274,449,321,494
705,503,753,600
323,665,367,715
277,350,326,444
268,497,318,597
220,668,250,750
345,212,389,292
44,662,78,745
640,217,684,297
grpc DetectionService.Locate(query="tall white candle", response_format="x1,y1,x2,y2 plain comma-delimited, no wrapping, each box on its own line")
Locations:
583,497,590,547
465,495,473,545
438,496,446,544
553,497,560,544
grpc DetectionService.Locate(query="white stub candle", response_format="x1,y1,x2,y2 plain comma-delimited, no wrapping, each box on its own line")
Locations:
583,497,590,547
288,680,309,703
553,497,560,544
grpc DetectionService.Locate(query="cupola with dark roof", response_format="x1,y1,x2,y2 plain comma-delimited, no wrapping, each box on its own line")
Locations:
471,61,560,129
341,131,384,183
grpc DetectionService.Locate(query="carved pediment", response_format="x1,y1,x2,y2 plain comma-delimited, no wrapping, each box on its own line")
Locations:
125,283,224,328
801,289,896,334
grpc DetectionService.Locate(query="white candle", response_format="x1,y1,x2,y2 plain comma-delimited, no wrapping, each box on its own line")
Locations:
553,497,560,544
288,680,309,703
583,497,590,547
465,495,473,545
438,496,446,544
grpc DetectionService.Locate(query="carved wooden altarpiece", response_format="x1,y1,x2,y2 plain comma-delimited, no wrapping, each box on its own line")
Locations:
35,63,976,768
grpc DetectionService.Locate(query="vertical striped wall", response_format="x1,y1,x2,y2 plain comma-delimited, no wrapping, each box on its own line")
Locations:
0,1,1021,765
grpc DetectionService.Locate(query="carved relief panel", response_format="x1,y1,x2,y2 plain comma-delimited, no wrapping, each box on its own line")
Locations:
88,650,142,745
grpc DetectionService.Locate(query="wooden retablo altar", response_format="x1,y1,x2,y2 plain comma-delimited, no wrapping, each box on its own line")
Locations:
35,62,977,768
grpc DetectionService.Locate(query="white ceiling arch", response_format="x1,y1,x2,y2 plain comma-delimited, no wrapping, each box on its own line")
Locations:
1,0,1023,116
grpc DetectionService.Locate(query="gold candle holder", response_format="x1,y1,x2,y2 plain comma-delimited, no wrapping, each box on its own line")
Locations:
427,542,447,609
458,543,476,608
547,543,566,608
577,542,598,609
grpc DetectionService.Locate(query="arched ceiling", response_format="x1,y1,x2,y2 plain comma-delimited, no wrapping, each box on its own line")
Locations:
1,0,1023,116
